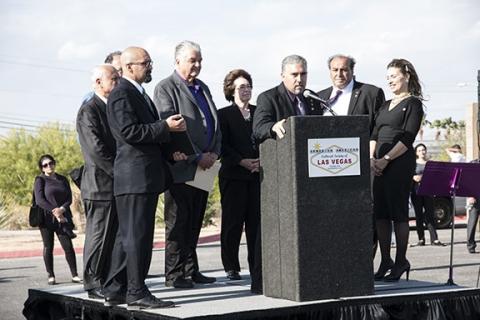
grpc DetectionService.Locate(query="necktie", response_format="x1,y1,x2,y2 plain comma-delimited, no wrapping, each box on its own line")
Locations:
142,88,158,118
327,90,343,106
295,96,306,116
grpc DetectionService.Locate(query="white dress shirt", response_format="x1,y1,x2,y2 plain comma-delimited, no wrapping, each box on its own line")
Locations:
324,79,354,116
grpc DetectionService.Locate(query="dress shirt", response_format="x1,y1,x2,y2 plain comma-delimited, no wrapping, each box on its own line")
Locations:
324,79,354,116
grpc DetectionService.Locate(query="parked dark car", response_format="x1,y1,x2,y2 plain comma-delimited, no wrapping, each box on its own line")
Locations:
409,196,467,229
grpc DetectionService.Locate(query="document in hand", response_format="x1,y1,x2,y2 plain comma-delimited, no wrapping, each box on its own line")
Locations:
186,161,221,192
164,132,195,157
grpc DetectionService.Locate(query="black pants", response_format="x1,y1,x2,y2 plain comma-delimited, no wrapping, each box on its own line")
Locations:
39,227,78,278
82,199,118,291
467,204,479,250
219,178,260,274
103,193,158,303
410,188,438,242
164,183,208,281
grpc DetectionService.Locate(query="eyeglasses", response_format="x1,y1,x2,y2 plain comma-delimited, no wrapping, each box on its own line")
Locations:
236,84,252,91
42,161,56,168
129,60,153,68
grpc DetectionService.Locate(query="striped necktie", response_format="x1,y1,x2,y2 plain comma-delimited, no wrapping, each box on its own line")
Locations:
295,96,306,115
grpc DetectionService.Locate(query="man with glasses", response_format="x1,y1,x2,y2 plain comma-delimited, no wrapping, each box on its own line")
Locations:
104,46,186,309
76,64,119,300
154,40,221,289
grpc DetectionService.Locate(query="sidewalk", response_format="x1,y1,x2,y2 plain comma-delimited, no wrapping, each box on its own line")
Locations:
0,224,221,259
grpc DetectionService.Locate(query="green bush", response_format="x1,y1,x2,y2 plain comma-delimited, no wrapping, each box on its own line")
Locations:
0,124,221,229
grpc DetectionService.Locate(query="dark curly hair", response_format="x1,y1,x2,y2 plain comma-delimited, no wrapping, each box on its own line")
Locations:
38,154,56,172
223,69,252,102
387,58,423,100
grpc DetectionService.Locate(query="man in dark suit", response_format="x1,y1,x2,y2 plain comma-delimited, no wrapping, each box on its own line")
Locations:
153,40,221,289
252,54,323,143
76,65,119,300
317,54,385,134
104,46,186,309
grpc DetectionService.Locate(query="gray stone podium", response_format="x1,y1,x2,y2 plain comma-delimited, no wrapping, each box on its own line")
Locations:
260,115,373,302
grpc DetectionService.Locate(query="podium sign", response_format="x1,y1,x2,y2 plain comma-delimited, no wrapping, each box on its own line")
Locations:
260,115,373,302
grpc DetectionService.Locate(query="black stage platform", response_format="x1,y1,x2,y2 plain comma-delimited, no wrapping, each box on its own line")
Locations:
23,271,480,320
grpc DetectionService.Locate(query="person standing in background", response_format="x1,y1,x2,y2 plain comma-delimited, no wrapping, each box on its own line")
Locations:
218,69,261,292
76,64,119,299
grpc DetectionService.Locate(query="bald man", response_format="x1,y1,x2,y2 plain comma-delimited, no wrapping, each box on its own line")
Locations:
76,65,119,299
104,47,185,309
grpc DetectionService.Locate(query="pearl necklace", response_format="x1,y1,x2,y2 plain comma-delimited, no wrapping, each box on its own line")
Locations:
390,92,411,110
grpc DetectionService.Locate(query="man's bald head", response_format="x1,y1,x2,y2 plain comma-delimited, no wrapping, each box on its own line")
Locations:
91,64,119,98
121,47,153,84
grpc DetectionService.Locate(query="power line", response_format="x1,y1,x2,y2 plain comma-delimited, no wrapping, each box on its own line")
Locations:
0,59,88,73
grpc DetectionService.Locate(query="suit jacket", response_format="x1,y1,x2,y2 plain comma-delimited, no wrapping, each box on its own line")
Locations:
153,72,221,183
218,104,259,181
107,78,172,196
76,94,116,200
252,83,323,143
317,80,385,133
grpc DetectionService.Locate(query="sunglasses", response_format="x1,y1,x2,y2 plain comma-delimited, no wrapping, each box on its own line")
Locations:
42,161,56,168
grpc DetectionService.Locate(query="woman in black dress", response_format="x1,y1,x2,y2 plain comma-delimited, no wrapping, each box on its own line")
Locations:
370,59,424,281
34,154,80,285
410,143,445,247
218,69,261,292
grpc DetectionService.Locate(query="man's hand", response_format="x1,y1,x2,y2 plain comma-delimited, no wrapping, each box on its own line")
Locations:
240,158,260,173
272,119,287,139
166,114,186,132
172,151,188,162
198,152,218,170
467,197,477,205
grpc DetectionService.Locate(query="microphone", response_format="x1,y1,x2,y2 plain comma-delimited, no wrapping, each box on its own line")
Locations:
303,89,337,116
303,89,328,104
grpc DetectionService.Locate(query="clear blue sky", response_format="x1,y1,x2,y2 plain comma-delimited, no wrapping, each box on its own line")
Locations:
0,0,478,135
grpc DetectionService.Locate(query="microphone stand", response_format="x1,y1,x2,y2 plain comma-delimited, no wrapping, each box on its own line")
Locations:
320,101,337,116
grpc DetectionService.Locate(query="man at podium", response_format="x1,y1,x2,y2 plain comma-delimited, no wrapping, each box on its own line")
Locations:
252,55,322,143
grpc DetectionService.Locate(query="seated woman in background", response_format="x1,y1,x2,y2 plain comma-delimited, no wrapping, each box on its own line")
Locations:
410,143,445,247
34,154,81,285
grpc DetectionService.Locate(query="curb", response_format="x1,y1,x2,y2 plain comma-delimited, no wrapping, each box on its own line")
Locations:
0,233,221,259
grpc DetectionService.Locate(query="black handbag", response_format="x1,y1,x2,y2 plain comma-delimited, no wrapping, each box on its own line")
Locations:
28,191,44,227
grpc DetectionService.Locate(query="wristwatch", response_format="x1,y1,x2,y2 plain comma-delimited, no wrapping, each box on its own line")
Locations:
383,154,392,162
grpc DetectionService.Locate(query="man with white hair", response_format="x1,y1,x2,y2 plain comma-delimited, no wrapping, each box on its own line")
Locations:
76,64,119,300
154,40,221,289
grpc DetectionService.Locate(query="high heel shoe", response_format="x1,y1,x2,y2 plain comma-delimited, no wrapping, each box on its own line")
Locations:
384,261,411,282
374,259,394,281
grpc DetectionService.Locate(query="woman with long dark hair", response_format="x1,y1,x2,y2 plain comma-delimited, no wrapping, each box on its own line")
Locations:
33,154,80,285
370,59,424,282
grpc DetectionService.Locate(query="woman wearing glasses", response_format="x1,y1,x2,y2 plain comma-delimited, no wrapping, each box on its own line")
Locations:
33,154,80,285
218,69,261,293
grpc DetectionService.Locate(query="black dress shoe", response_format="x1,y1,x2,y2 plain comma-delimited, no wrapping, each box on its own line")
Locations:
104,296,126,307
250,287,263,295
165,277,194,288
226,270,242,280
127,295,175,310
468,247,476,254
87,288,104,300
192,272,216,284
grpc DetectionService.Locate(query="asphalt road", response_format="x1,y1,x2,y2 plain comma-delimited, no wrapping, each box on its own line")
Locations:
1,229,480,320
